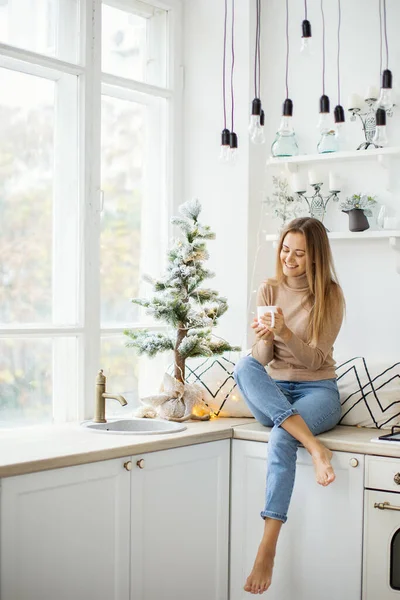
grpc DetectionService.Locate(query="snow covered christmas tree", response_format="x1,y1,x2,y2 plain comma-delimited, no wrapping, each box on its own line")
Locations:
124,199,240,387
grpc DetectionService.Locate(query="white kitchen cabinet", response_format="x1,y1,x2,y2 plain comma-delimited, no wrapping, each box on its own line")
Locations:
230,439,364,600
129,439,230,600
0,457,131,600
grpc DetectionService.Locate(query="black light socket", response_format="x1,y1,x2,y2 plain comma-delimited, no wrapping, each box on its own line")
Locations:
260,109,265,126
382,69,393,90
283,98,293,117
376,107,387,126
221,128,230,146
302,19,312,38
229,132,238,149
334,105,345,124
251,98,262,116
319,94,330,114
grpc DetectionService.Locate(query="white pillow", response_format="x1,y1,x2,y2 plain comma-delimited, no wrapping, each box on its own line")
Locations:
182,352,253,418
336,356,400,429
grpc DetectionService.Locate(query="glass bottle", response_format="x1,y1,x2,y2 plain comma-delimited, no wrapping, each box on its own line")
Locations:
271,99,299,158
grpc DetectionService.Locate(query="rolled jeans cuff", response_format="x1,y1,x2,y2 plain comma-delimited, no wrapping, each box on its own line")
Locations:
260,510,287,524
275,407,298,428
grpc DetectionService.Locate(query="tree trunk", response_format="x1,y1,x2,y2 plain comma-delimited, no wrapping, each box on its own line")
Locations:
174,327,187,383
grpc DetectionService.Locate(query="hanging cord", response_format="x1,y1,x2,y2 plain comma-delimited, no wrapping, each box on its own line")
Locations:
383,0,389,69
230,0,235,132
379,0,382,78
337,0,341,105
285,0,289,99
321,0,326,95
257,0,261,99
304,0,308,19
222,0,228,129
254,0,259,98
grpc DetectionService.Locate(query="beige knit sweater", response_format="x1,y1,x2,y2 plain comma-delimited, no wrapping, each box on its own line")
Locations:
252,273,343,381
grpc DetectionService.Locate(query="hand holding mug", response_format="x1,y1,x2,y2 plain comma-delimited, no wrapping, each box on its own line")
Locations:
258,306,291,340
251,316,274,345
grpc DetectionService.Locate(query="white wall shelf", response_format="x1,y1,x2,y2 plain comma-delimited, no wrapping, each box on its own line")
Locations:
265,230,400,241
266,147,400,170
265,230,400,273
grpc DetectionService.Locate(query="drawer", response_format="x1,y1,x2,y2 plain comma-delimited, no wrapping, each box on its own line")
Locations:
366,455,400,492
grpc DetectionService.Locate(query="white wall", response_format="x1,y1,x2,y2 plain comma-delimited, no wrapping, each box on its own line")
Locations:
182,0,251,350
182,0,400,360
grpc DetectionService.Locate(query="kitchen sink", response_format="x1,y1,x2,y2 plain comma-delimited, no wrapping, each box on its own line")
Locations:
81,418,187,435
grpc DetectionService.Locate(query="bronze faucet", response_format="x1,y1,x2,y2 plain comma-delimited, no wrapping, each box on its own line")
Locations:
94,369,127,423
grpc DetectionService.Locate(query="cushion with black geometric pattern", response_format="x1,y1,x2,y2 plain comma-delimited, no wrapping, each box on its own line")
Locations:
337,356,400,429
182,353,252,417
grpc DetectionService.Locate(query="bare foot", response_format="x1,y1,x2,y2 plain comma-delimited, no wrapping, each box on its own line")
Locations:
311,441,335,486
244,542,275,595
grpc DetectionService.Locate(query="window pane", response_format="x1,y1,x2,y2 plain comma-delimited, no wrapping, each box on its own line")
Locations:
0,0,79,63
100,93,166,325
102,1,167,86
0,338,52,427
100,335,139,417
0,68,54,325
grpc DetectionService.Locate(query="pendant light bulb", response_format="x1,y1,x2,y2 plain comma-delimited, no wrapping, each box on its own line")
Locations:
251,125,266,145
219,128,231,163
300,20,312,55
378,69,394,113
334,105,346,148
248,98,265,144
317,95,338,153
317,95,331,132
372,108,388,147
271,99,299,157
229,131,239,163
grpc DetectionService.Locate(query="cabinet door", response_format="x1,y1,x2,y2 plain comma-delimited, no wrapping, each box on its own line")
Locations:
130,440,230,600
1,458,130,600
230,440,364,600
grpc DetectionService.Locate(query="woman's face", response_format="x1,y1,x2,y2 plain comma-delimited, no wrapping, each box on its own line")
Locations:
280,231,307,277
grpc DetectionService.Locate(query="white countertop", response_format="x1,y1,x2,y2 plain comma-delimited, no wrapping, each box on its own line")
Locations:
0,418,254,477
234,422,400,457
1,418,399,478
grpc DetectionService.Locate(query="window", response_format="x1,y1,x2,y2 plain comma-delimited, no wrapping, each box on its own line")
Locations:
0,0,182,427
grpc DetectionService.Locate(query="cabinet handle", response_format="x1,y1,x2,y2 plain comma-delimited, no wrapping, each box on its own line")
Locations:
124,461,132,471
349,458,359,468
136,459,145,469
374,502,400,512
394,473,400,485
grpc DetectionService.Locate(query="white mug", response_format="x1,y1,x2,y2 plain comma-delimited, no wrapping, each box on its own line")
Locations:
257,306,278,328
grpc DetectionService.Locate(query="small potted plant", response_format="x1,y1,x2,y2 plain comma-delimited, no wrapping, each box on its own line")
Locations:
264,175,305,230
340,193,377,232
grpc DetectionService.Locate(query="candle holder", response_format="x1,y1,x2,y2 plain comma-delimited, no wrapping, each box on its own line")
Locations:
295,183,340,226
349,97,394,150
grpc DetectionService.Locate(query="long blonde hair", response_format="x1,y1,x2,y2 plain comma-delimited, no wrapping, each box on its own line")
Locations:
271,217,345,345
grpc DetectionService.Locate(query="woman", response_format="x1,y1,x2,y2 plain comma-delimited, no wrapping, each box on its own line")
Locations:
233,217,345,595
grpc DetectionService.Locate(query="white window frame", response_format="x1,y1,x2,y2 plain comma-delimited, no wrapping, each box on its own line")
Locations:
0,0,183,425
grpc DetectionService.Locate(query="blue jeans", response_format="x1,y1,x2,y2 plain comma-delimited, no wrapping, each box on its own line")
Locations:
233,355,341,523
